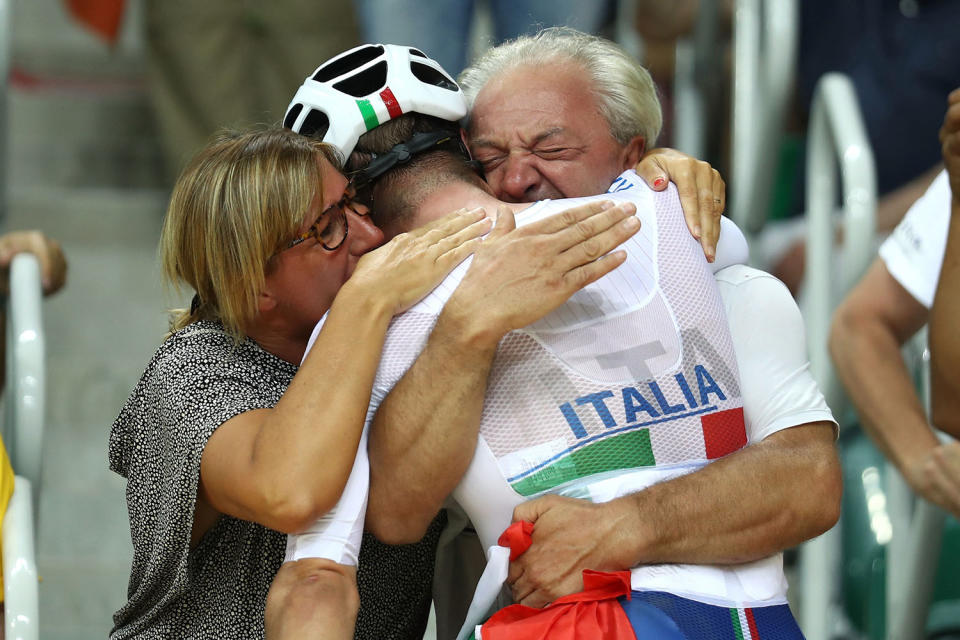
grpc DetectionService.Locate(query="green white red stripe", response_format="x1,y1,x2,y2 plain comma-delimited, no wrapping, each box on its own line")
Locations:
355,86,404,131
731,607,760,639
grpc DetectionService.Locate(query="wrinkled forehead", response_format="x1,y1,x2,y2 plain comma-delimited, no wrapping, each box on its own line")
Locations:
467,63,607,141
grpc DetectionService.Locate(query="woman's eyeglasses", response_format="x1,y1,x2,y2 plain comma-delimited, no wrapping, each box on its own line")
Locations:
283,182,357,252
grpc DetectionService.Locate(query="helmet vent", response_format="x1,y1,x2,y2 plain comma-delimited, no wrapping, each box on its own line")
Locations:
410,61,458,92
409,48,427,58
333,60,387,97
314,45,385,83
283,103,303,130
299,109,330,138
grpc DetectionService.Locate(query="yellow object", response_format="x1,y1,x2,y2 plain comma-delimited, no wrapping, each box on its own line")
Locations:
0,440,14,600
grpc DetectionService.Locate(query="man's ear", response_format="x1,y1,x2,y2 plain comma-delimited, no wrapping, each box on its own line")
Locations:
460,127,473,160
620,135,646,170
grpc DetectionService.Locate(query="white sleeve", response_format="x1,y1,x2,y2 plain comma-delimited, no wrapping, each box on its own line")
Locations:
284,424,370,565
284,313,371,566
716,265,836,442
284,309,437,565
711,216,750,273
878,170,951,309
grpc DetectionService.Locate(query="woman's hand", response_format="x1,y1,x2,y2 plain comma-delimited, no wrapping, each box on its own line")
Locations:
635,148,725,261
349,208,491,314
441,200,640,347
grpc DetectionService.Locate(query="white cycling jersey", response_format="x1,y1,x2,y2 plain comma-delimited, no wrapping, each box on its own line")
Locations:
286,172,832,626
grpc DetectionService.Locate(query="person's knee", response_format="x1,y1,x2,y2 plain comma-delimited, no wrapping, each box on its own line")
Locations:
265,558,359,640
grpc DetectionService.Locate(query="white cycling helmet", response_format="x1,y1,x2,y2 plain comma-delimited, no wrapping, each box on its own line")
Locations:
283,43,467,160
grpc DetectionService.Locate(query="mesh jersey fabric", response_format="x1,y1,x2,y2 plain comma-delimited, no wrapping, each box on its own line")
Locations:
387,174,746,500
438,262,837,640
287,171,749,569
618,591,804,640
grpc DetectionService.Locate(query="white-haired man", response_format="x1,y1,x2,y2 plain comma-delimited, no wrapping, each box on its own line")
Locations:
371,27,837,622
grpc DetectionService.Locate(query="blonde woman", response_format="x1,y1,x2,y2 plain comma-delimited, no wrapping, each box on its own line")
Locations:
109,127,635,639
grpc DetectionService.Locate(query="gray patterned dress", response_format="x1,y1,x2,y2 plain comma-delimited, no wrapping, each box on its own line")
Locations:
109,321,438,639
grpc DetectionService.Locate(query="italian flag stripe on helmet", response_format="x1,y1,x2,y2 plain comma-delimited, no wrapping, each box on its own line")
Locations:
356,99,379,131
379,87,404,119
356,88,405,133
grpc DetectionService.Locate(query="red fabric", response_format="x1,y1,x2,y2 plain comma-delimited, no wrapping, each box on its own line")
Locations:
480,570,635,639
65,0,126,45
497,521,534,561
483,521,635,639
701,407,747,459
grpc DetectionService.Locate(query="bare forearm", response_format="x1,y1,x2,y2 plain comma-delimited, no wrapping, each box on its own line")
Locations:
366,312,499,542
611,423,840,565
831,310,938,465
254,287,394,520
931,203,960,436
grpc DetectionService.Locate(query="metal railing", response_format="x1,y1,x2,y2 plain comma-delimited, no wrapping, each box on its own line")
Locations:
671,0,720,161
729,0,798,237
798,72,877,640
4,477,37,640
1,254,45,640
802,73,876,413
4,254,46,508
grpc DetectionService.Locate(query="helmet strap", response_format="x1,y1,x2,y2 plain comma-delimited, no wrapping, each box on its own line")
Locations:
352,129,483,189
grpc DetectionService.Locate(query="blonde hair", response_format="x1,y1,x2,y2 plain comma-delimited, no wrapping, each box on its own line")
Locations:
160,127,340,339
460,27,662,148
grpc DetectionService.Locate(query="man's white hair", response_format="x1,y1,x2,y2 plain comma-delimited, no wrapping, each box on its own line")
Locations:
459,26,662,148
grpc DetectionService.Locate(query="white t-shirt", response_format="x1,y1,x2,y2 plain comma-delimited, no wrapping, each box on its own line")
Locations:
878,169,951,308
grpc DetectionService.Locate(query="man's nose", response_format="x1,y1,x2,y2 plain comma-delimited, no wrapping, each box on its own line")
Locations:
346,209,384,255
497,153,542,203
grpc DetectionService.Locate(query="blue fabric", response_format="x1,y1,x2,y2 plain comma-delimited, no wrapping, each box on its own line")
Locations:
619,591,806,640
618,595,688,639
751,601,807,638
795,0,960,199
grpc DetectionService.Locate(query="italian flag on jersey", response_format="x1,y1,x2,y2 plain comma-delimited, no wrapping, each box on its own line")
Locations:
732,607,761,639
355,87,403,131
